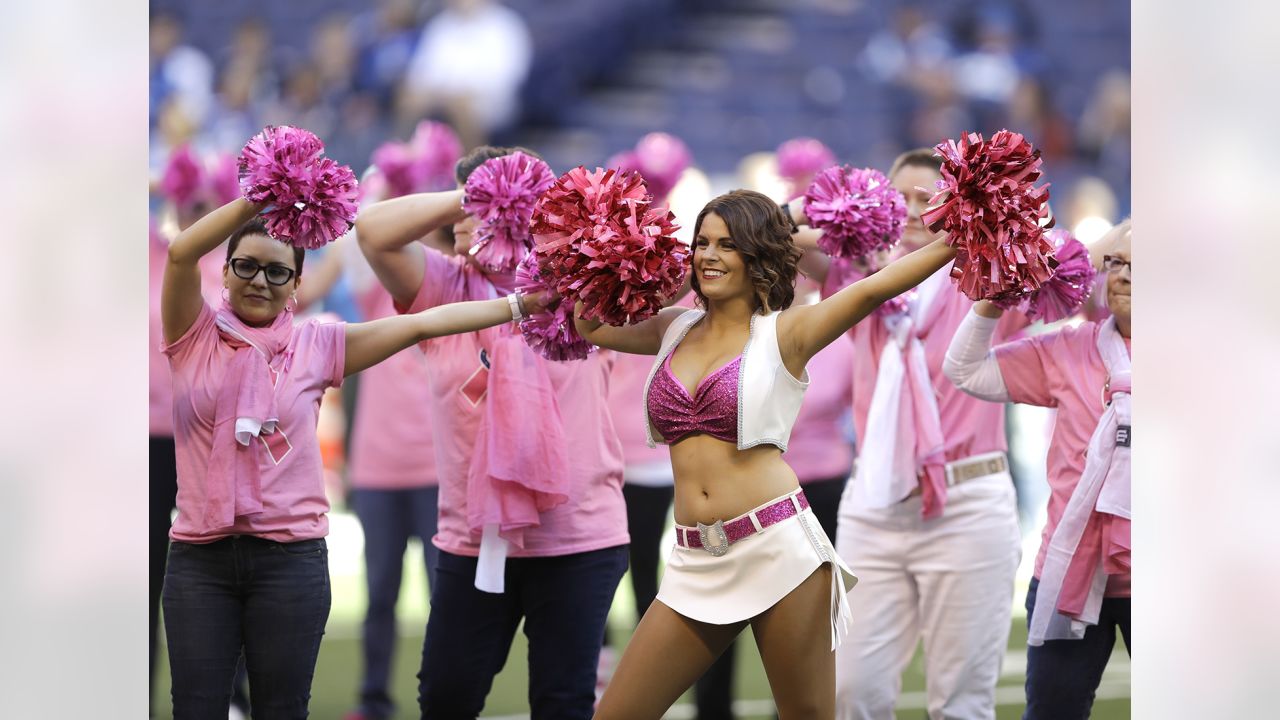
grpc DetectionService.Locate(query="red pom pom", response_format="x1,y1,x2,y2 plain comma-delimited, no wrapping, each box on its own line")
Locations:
238,126,359,249
514,253,595,361
463,151,556,273
530,167,687,326
1024,229,1096,322
804,166,907,259
921,130,1055,302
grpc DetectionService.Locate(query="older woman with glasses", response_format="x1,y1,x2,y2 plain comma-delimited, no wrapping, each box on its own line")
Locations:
943,219,1132,720
159,196,547,719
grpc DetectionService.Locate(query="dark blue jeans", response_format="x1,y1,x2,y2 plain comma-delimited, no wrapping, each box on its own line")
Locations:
352,486,441,719
418,545,629,719
162,536,331,720
1023,577,1131,720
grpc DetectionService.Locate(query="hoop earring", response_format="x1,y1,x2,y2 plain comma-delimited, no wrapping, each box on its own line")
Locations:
221,287,231,304
286,293,297,313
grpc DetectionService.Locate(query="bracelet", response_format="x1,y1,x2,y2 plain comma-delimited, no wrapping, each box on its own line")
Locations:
507,292,524,322
780,202,799,234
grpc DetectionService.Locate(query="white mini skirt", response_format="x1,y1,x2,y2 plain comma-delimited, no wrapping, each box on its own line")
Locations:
656,489,859,650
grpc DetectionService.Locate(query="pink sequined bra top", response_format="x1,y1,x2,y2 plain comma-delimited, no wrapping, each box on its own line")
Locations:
646,351,742,445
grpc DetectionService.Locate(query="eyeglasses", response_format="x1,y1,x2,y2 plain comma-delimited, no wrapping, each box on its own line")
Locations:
229,257,296,286
1101,255,1131,277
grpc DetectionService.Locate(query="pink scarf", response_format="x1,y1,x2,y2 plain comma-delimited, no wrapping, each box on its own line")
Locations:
204,301,295,530
467,326,571,592
1029,316,1131,645
848,270,950,518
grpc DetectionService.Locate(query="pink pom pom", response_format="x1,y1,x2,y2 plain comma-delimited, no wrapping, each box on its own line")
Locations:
606,150,640,174
921,130,1055,302
463,151,556,273
514,253,595,361
1024,230,1097,322
531,167,687,326
160,144,205,209
409,121,464,191
777,137,836,199
372,141,420,199
205,153,241,207
238,126,359,249
632,133,691,201
804,166,907,259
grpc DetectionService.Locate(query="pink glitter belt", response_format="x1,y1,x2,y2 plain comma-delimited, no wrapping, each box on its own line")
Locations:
675,491,810,557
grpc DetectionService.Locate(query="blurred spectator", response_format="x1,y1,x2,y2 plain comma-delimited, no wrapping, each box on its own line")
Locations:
860,4,953,85
352,0,425,111
398,0,532,148
150,9,215,129
1006,76,1073,162
1078,69,1131,209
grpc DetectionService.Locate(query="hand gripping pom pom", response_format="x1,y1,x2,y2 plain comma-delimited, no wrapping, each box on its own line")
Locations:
804,166,908,259
920,129,1055,303
514,253,595,361
237,125,359,249
463,152,557,273
1023,229,1096,322
530,167,688,327
776,137,836,199
160,145,205,210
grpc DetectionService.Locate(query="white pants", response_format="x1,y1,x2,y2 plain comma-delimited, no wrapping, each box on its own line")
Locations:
835,471,1021,720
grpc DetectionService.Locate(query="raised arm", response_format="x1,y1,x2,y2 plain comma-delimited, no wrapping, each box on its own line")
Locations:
354,189,468,308
942,301,1012,402
162,197,264,343
780,237,956,369
343,291,548,376
574,304,689,356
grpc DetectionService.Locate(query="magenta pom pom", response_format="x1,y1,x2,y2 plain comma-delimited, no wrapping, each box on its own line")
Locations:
606,150,640,175
530,167,687,326
632,133,691,201
463,151,556,273
1023,229,1096,322
160,144,205,209
206,153,241,207
777,137,836,199
514,253,595,361
921,129,1055,303
804,165,907,259
371,141,420,199
237,125,359,249
409,121,464,191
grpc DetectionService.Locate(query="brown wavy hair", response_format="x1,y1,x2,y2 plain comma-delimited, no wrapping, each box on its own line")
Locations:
690,190,802,313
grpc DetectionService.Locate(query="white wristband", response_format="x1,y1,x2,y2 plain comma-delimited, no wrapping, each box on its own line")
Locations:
507,293,523,322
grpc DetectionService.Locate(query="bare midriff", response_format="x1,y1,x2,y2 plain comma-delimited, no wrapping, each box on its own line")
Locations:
668,434,799,526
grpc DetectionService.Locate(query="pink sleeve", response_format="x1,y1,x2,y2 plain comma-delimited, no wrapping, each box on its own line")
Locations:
993,334,1057,407
161,301,215,362
322,321,347,389
393,247,456,315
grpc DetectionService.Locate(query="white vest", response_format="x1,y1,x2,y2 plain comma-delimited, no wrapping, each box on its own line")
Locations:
642,309,809,451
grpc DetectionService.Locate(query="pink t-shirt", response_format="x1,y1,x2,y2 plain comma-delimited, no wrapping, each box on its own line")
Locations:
995,320,1132,597
164,302,346,543
841,276,1028,465
401,248,628,557
347,283,439,489
787,332,855,483
607,350,672,466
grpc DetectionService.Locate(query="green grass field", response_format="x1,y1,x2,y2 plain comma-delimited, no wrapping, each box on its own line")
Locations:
152,512,1130,719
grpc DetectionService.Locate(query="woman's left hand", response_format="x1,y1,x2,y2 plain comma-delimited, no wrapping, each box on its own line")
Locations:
521,288,558,316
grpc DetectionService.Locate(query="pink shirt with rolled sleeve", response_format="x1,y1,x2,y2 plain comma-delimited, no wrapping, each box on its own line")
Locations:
399,248,628,558
164,302,346,543
347,283,439,489
994,320,1131,597
786,332,855,483
825,269,1028,466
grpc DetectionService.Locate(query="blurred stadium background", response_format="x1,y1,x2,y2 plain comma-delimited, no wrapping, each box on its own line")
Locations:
149,0,1130,717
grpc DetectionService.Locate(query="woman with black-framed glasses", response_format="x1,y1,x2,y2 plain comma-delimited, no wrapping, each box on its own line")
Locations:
159,196,549,719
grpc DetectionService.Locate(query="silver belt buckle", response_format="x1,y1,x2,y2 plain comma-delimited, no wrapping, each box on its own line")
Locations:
697,519,730,556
